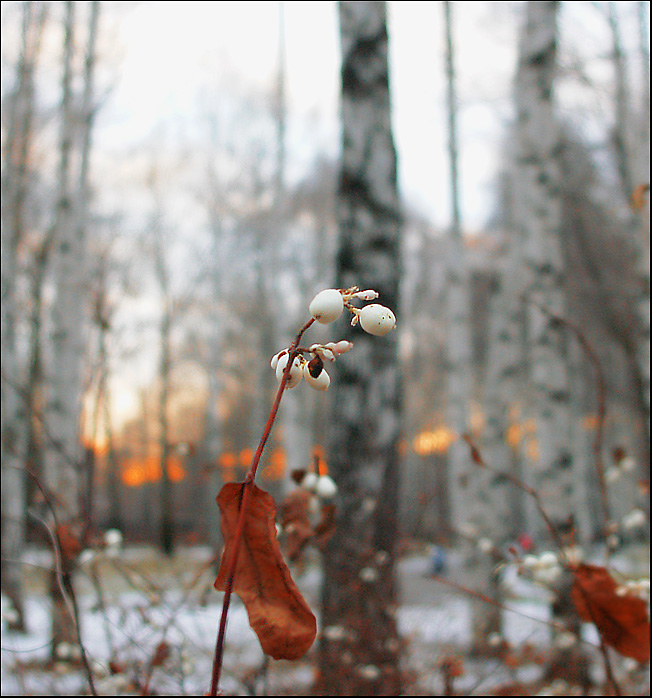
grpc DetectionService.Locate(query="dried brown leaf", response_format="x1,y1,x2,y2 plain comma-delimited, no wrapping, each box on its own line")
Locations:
571,563,650,663
151,641,171,667
314,503,337,548
56,524,83,563
631,183,649,211
214,482,317,660
279,488,315,562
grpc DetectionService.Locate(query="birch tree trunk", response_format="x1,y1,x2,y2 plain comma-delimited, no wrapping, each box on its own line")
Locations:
46,1,98,654
636,3,650,478
607,2,650,470
316,3,403,694
0,0,47,633
443,0,473,533
485,164,528,542
513,1,575,537
513,3,585,668
150,198,176,556
441,1,505,652
78,0,100,539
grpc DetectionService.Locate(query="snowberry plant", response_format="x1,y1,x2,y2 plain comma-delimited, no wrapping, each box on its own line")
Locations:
209,286,396,696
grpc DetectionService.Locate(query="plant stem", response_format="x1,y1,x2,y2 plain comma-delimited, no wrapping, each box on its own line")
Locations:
209,318,315,696
462,434,565,552
528,297,611,531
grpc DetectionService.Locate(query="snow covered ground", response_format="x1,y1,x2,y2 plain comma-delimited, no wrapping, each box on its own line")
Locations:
1,544,648,695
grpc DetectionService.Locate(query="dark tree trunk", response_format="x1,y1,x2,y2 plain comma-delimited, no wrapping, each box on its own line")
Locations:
315,3,403,695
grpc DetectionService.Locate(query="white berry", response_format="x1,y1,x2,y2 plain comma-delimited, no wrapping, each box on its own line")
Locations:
359,304,396,336
354,289,379,301
477,537,494,553
302,472,319,492
275,353,303,388
622,509,646,530
271,350,287,370
304,364,331,390
316,475,338,499
326,340,353,355
104,528,123,548
309,289,344,324
538,551,558,568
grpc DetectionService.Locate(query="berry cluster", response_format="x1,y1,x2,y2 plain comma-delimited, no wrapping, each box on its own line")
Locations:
521,550,564,585
272,287,396,391
309,286,396,335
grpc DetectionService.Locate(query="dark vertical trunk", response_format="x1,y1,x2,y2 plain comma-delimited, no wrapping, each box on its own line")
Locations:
159,293,174,556
316,3,403,695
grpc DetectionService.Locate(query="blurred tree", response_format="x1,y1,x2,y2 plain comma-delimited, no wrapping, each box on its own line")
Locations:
1,0,49,633
512,0,576,537
512,4,590,681
44,0,100,655
441,1,509,653
87,243,122,531
150,185,176,556
605,1,650,469
442,0,473,533
316,2,403,694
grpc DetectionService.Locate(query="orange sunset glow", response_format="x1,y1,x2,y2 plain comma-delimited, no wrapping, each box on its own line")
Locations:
121,455,187,488
218,448,288,482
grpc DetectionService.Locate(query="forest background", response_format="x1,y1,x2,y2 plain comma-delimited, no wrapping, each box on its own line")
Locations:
1,1,649,695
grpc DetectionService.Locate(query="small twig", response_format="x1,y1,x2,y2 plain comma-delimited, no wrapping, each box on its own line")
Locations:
209,318,315,696
462,434,565,551
16,466,98,696
86,557,116,665
428,573,591,641
462,439,625,696
527,296,611,531
140,552,219,695
570,576,623,696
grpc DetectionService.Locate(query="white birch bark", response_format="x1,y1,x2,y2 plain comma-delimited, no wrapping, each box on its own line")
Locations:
0,0,48,633
46,0,81,524
607,1,650,467
317,3,403,694
440,1,506,651
513,2,585,663
46,1,98,652
513,1,576,536
442,1,473,535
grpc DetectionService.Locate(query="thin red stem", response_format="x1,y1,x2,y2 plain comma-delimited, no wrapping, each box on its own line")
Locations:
209,318,315,696
528,297,611,531
463,434,565,551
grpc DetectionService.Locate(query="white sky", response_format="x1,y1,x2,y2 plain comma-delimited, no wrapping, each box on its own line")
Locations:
3,1,644,426
97,1,521,232
3,1,645,232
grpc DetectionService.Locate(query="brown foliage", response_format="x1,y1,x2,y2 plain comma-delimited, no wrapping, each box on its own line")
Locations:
214,482,317,660
278,488,337,562
150,641,171,667
56,524,83,564
314,503,337,548
571,563,650,664
631,183,650,211
279,488,314,562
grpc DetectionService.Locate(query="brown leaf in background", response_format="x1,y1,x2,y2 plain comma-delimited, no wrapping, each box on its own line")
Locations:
150,640,171,667
571,563,650,664
56,523,83,564
279,488,315,563
314,503,336,548
290,468,307,485
631,183,649,211
279,488,313,527
214,482,317,660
